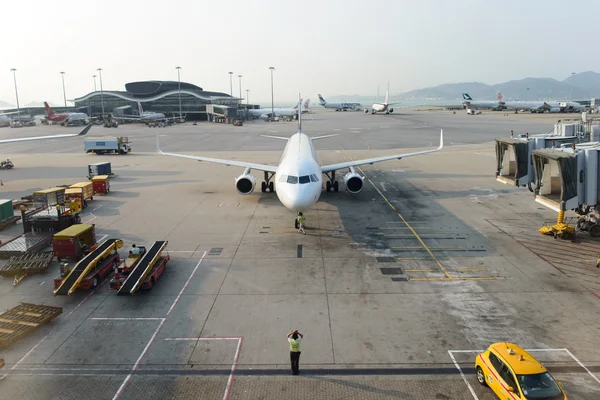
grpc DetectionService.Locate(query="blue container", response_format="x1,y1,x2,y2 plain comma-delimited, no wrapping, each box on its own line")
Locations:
88,162,112,178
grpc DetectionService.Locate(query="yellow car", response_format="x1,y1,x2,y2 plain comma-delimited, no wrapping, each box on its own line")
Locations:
475,342,567,400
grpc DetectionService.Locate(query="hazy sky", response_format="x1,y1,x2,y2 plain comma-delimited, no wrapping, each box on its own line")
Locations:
1,0,599,106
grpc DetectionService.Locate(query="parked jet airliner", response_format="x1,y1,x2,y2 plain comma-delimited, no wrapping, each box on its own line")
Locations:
157,97,443,225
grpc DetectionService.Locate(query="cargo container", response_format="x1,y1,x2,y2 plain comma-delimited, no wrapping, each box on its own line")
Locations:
92,175,110,194
0,200,14,222
52,224,96,261
67,182,94,207
33,187,66,208
84,137,131,155
88,162,112,178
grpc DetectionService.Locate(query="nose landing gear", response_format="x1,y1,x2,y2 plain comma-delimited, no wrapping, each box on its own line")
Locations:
261,171,275,193
324,171,338,192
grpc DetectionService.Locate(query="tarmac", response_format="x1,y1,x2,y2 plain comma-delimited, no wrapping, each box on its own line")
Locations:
0,108,599,399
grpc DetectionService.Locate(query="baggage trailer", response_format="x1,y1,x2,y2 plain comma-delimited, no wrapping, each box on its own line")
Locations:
66,182,94,208
0,252,54,286
32,187,66,208
116,241,169,295
84,137,131,155
0,199,20,231
0,303,63,350
87,162,112,179
0,232,54,259
52,224,96,261
91,175,110,194
53,239,123,295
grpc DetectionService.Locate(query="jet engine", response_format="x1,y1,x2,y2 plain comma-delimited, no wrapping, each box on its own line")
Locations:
344,171,364,194
388,108,394,113
235,173,256,194
549,107,561,113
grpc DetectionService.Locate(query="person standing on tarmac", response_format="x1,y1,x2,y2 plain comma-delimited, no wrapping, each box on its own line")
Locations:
287,329,303,375
297,212,306,235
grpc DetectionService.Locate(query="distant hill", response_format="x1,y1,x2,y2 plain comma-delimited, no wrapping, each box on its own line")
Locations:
396,71,600,101
0,100,15,109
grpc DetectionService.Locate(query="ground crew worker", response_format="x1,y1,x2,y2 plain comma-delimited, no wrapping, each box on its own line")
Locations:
131,244,141,255
297,212,306,235
287,329,303,375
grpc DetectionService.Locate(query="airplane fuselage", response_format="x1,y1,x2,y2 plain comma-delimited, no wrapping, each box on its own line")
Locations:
274,133,322,211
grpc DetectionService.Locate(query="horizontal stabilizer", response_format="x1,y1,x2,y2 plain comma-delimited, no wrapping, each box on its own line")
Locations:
261,135,290,140
311,134,339,140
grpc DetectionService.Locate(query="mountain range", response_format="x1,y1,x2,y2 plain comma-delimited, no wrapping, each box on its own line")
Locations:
327,71,600,102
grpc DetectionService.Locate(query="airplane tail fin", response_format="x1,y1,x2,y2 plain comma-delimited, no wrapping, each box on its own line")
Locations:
138,101,143,115
318,94,326,105
497,92,503,101
384,90,389,105
298,94,302,132
44,102,55,117
462,93,473,101
303,98,310,110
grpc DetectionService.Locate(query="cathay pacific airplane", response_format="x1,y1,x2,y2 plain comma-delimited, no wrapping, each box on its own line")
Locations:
157,98,443,225
0,123,92,144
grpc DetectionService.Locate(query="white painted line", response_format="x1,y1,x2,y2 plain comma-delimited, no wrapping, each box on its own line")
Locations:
165,337,240,341
111,318,166,400
90,318,164,321
168,251,196,253
166,251,207,316
39,281,45,286
223,338,243,400
563,348,600,385
84,213,97,223
448,350,479,400
448,350,484,353
92,205,104,211
97,234,108,242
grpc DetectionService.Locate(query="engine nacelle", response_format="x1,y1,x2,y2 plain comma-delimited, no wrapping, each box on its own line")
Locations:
235,173,256,194
344,172,364,194
388,108,394,113
548,107,561,113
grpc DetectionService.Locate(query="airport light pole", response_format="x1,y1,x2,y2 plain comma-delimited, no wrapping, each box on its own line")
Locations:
97,68,104,118
238,75,242,103
10,68,20,120
570,72,576,101
176,66,182,121
92,75,97,92
269,67,275,119
228,71,233,98
60,71,67,107
246,89,249,106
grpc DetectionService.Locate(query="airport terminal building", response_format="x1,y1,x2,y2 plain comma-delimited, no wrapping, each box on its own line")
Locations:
73,80,242,121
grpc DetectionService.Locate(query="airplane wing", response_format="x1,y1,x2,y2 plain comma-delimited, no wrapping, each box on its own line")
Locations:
321,129,443,173
0,123,92,144
156,135,278,173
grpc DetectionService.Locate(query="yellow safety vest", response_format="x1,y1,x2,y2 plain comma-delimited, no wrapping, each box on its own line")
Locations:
289,338,301,352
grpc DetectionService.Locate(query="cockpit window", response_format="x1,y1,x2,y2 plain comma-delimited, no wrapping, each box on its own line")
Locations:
279,174,287,182
299,175,310,184
310,174,319,182
286,175,298,184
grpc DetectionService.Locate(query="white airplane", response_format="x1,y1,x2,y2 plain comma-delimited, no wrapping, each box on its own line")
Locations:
0,123,92,144
118,102,171,122
0,115,10,127
249,98,311,120
367,89,402,114
157,97,444,225
461,93,504,111
318,94,362,111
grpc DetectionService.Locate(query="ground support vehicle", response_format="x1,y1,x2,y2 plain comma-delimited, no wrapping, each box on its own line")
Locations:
109,246,147,290
115,241,169,295
0,252,54,286
0,303,62,350
84,136,130,154
52,224,96,261
0,160,13,169
475,342,567,400
91,175,110,194
24,205,80,233
53,239,123,295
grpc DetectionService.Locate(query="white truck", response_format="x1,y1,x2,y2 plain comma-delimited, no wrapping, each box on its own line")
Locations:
84,137,131,155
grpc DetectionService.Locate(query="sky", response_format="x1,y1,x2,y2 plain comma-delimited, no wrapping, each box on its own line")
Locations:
1,0,599,106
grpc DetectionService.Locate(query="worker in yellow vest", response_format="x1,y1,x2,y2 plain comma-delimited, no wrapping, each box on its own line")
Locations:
287,329,303,375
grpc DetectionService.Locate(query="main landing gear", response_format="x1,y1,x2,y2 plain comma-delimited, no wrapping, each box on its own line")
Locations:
324,171,339,192
261,171,275,193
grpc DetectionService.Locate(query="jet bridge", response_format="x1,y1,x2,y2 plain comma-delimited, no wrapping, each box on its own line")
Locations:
116,241,167,296
495,135,580,189
53,239,123,296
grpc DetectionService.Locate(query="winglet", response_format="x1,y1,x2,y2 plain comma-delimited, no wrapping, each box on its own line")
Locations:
156,133,163,154
77,123,93,136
